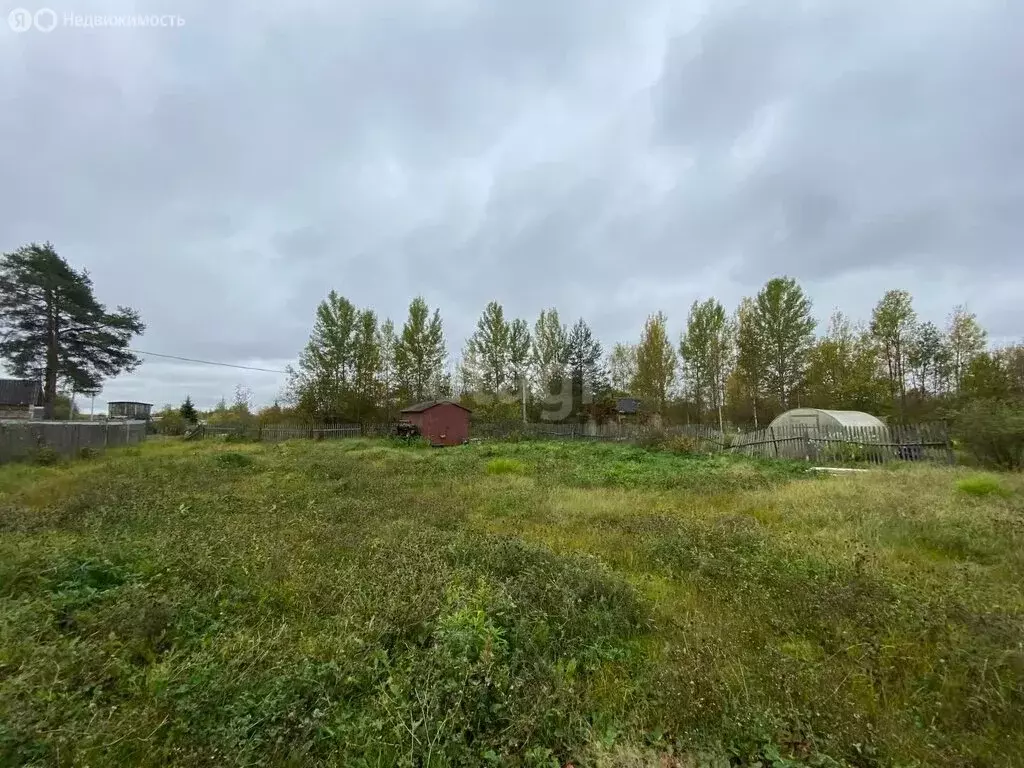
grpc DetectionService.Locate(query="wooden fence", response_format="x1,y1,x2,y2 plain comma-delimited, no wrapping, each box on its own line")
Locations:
189,422,396,442
0,420,148,464
728,423,954,464
186,419,953,465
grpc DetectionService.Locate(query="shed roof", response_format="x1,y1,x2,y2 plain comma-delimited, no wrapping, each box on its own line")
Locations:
0,379,42,407
770,408,885,429
399,399,472,414
108,401,153,406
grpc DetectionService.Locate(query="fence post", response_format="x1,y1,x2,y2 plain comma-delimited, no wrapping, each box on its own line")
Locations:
770,427,778,459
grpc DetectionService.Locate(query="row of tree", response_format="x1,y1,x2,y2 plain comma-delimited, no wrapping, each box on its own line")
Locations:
284,292,449,422
612,278,1016,426
286,276,1021,426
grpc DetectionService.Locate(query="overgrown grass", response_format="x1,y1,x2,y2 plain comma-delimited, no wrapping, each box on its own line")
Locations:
1,438,1022,766
956,473,1014,498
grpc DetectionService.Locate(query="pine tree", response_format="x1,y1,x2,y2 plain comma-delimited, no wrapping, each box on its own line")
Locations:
179,395,197,423
566,318,606,421
0,242,145,417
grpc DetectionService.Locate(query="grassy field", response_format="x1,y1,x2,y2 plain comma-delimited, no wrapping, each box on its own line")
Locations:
1,438,1022,767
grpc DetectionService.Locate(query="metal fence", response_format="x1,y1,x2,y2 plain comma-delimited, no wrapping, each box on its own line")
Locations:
0,420,149,464
185,419,953,465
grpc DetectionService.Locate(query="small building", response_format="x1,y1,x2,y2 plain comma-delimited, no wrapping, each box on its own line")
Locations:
0,379,42,420
398,400,471,446
768,408,885,432
108,401,153,420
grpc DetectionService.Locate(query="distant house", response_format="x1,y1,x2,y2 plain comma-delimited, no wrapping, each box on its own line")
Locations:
0,379,42,420
398,400,471,446
108,401,153,420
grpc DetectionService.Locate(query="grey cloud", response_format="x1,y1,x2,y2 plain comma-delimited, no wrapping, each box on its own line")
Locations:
1,0,1021,410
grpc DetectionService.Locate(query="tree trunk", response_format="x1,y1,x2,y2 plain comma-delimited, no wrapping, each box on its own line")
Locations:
44,289,59,419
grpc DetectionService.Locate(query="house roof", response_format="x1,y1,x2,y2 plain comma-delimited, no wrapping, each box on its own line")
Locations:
108,401,153,407
0,379,42,407
399,399,472,414
616,397,641,414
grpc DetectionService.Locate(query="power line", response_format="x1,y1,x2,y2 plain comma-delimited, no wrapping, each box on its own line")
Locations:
130,349,288,374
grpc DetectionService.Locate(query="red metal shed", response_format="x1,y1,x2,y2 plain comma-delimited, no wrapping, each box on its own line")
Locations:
398,400,471,446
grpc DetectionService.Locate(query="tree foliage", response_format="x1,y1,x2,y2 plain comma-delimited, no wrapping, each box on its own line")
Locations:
870,289,917,413
679,299,733,423
0,242,145,417
607,343,637,395
751,277,816,410
179,395,197,423
632,312,676,416
395,297,446,403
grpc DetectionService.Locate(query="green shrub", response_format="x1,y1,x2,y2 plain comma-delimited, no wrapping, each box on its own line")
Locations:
957,474,1013,498
31,447,60,466
953,399,1024,470
486,457,527,475
77,447,100,460
213,451,255,469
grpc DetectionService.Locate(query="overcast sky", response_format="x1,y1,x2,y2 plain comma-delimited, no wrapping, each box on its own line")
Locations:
2,0,1022,411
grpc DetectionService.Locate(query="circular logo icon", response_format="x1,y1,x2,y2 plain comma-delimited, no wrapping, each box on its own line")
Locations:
7,8,33,32
34,8,58,32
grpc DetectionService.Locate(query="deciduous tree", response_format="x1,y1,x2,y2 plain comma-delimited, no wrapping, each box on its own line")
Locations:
395,297,446,402
633,311,676,416
946,305,987,393
870,289,916,413
751,277,816,410
607,343,637,395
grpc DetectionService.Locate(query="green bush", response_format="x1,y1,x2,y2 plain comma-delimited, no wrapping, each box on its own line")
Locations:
957,474,1013,498
77,447,100,460
31,447,61,466
213,451,255,469
953,399,1024,470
